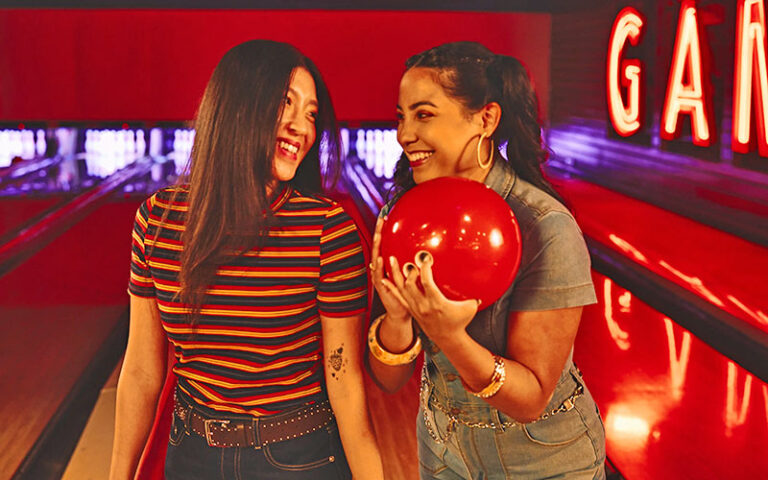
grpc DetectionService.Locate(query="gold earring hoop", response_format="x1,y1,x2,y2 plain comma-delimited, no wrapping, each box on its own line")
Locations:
477,132,494,169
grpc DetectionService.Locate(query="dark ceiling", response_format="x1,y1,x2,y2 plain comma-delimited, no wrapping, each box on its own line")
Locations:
0,0,604,12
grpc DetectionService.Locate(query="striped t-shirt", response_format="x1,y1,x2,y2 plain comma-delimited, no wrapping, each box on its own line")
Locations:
128,185,367,416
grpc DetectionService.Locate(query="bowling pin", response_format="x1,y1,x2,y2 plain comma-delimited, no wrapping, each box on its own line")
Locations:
0,131,11,167
36,129,47,157
136,130,147,158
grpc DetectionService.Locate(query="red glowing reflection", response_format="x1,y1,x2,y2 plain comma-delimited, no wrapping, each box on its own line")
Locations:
552,178,768,336
576,272,768,480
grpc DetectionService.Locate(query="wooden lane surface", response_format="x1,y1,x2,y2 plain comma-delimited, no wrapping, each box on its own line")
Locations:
0,305,125,477
0,198,141,477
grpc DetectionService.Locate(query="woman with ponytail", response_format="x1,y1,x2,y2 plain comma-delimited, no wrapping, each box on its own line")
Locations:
368,42,606,479
111,40,383,480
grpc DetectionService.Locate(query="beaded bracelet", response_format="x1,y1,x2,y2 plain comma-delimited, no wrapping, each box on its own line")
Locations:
367,313,422,366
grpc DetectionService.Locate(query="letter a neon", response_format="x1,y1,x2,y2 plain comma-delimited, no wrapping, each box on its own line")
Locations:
661,1,712,146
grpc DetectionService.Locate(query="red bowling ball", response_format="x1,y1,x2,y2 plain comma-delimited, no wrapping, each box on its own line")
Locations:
380,176,522,309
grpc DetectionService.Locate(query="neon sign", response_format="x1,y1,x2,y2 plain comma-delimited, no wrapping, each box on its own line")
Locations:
661,0,712,146
608,0,768,156
733,0,768,156
607,7,645,136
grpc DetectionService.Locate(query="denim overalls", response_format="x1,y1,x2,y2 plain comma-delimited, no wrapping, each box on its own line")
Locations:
391,159,607,479
418,339,606,479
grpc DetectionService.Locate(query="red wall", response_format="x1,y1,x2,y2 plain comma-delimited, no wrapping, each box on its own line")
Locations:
0,9,550,123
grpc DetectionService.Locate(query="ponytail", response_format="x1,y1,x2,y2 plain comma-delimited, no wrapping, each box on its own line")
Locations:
487,55,564,204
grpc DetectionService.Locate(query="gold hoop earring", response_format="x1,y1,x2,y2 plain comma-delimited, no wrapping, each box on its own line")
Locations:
477,132,494,169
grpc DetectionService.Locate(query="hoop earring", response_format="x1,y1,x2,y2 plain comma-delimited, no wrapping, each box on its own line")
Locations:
477,132,494,169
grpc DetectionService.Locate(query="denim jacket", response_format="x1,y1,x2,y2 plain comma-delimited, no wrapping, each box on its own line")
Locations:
466,158,597,354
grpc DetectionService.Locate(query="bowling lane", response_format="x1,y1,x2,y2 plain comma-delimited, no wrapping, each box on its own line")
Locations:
0,194,141,478
550,176,768,335
0,131,178,475
0,143,149,240
0,154,76,238
575,272,768,480
0,197,64,238
543,174,768,478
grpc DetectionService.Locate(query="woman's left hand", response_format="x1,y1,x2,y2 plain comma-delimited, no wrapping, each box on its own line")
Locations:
387,252,479,344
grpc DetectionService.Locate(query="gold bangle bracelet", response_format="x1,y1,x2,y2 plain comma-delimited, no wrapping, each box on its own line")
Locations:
462,355,506,399
367,313,421,366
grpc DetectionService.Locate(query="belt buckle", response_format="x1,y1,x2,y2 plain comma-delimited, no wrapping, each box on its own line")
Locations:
203,419,230,447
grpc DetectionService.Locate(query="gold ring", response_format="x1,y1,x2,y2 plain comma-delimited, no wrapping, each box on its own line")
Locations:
368,262,376,271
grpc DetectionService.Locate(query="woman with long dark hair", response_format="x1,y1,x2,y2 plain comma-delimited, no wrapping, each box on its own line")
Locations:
368,42,606,479
110,40,383,480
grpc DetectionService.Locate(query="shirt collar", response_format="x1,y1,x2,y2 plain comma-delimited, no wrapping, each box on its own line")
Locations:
483,157,516,199
270,184,292,211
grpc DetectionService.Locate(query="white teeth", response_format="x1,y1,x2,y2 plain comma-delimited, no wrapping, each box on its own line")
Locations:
408,151,434,162
278,141,299,154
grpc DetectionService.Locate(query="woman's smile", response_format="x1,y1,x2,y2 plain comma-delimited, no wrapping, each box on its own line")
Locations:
276,137,301,160
406,150,434,167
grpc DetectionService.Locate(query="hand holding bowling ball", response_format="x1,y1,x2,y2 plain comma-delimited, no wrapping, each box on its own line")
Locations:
379,176,522,310
371,216,412,324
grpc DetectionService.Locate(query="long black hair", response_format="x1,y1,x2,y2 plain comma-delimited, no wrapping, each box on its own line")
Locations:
391,41,563,204
158,40,341,323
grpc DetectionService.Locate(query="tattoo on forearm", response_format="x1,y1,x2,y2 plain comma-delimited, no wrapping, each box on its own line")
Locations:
328,345,348,380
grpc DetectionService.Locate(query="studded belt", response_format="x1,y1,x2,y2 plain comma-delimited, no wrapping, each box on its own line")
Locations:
174,393,335,448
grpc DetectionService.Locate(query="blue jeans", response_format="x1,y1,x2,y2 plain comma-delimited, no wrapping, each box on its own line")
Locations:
418,343,606,480
164,402,352,480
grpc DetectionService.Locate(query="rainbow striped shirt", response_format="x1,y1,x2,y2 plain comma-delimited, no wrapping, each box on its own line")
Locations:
128,185,367,416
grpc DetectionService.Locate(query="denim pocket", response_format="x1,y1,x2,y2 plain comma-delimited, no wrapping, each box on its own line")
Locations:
417,408,450,477
521,408,588,446
263,425,336,472
418,446,450,478
168,412,187,447
494,408,597,476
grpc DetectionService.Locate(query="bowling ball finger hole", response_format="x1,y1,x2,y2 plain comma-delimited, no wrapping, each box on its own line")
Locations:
415,250,431,267
403,262,417,277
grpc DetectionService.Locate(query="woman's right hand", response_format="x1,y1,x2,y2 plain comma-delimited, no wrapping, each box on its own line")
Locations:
368,216,418,388
371,216,411,325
